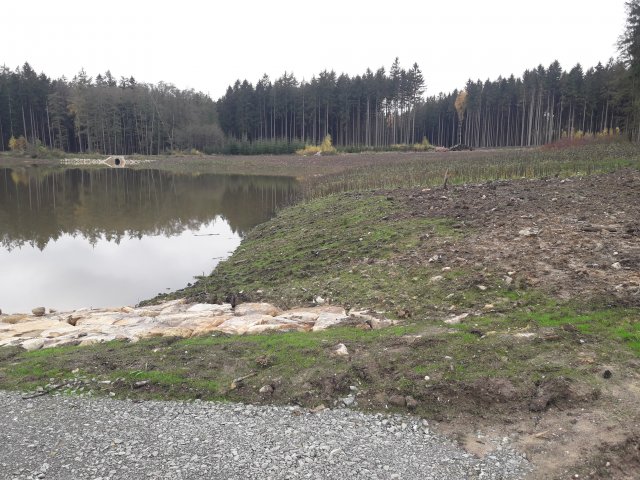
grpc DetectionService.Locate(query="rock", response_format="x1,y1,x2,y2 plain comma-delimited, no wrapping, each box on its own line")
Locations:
445,313,469,325
518,227,541,237
477,285,487,291
349,310,393,329
333,343,349,357
312,309,349,331
314,296,326,305
185,303,228,313
611,262,622,270
483,304,495,311
424,376,431,381
259,385,274,394
388,395,406,407
1,314,30,325
405,396,419,409
22,338,45,351
430,275,444,283
32,307,46,317
0,300,392,351
233,303,280,317
602,369,612,379
342,395,355,407
0,308,2,315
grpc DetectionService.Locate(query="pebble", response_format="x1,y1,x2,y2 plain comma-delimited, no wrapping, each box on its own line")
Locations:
0,390,531,479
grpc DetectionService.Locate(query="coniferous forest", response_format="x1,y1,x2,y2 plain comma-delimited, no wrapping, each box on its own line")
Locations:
1,1,639,154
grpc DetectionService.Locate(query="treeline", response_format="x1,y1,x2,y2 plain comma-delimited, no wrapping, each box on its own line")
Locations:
219,58,637,149
420,59,634,148
0,64,223,154
218,59,426,148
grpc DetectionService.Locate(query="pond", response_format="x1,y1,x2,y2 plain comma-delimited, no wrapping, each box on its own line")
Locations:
0,167,298,313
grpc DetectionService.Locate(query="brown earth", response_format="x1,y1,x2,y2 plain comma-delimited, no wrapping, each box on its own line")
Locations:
390,168,640,308
384,169,640,479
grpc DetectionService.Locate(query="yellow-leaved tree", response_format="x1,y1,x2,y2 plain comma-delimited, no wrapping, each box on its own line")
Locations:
454,90,468,145
8,136,28,153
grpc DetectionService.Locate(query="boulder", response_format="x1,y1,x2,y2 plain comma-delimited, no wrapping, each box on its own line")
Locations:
32,307,46,317
259,385,274,394
333,343,349,357
388,395,406,407
22,338,45,351
405,396,419,409
233,303,281,317
311,308,349,331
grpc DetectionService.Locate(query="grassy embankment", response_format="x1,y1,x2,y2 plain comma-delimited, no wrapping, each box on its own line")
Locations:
0,141,639,421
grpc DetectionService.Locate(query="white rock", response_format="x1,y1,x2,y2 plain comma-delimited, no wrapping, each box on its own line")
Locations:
0,300,392,349
259,385,274,394
518,227,541,237
233,303,280,317
333,343,349,357
186,303,227,313
444,313,469,325
312,310,349,331
22,338,45,351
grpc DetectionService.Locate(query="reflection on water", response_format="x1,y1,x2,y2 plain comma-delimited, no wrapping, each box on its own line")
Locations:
0,167,298,313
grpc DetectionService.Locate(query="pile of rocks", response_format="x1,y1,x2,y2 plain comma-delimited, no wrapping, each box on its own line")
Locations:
0,300,393,351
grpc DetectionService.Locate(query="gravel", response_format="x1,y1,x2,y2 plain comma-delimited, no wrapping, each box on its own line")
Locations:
0,390,531,479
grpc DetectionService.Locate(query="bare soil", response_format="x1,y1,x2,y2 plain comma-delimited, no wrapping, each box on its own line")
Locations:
384,169,640,479
390,168,640,307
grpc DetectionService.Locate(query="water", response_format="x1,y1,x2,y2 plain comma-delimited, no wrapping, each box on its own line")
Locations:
0,167,298,313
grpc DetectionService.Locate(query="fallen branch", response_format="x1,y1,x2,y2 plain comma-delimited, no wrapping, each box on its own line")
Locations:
22,383,67,400
230,372,257,390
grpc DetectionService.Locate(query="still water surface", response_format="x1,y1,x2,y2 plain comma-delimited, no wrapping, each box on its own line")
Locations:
0,167,297,313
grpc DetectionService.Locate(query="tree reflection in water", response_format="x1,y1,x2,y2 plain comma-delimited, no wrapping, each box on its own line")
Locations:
0,167,298,312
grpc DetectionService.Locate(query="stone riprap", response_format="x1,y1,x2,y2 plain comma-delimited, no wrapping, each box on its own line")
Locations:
0,300,393,351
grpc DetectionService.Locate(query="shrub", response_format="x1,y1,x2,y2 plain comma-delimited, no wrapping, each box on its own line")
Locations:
297,134,337,155
8,136,28,153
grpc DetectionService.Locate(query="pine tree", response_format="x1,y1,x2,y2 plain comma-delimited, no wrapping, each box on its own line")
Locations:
619,0,640,140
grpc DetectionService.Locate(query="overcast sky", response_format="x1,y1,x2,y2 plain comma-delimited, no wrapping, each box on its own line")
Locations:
2,0,628,99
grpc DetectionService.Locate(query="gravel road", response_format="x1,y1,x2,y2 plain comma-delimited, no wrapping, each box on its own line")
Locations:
0,390,530,479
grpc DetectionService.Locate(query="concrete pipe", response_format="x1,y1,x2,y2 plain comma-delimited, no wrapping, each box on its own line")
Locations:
104,156,126,168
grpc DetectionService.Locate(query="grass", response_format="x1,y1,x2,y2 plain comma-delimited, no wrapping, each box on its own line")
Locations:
148,192,464,316
300,141,640,199
1,297,634,415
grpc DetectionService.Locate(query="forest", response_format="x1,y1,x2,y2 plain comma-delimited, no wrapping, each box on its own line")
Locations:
1,1,638,154
0,67,223,155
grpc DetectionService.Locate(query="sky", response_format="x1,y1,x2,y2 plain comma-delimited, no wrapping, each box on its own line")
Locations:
1,0,628,99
